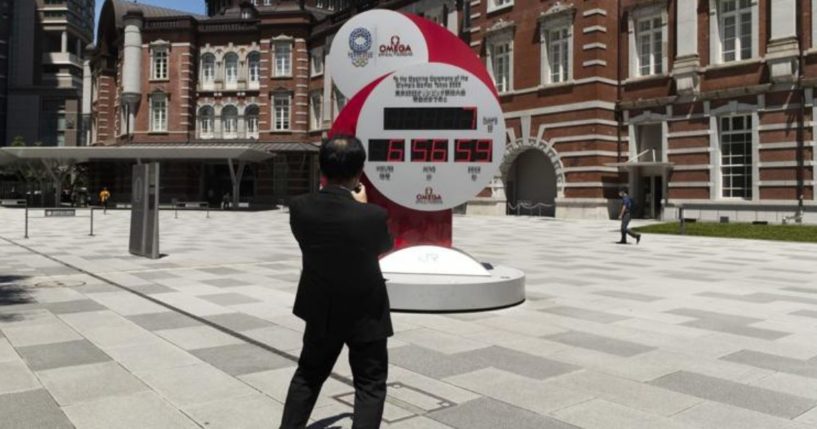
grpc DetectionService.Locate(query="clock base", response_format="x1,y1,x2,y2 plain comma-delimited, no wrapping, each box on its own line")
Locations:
381,246,525,312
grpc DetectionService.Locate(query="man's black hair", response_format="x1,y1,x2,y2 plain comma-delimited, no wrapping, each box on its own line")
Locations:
619,187,629,194
319,135,367,180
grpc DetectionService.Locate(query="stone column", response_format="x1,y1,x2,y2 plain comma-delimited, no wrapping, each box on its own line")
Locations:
672,0,700,96
767,0,799,83
61,31,68,53
121,10,144,135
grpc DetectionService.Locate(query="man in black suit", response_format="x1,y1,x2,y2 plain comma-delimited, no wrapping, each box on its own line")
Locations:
280,135,394,429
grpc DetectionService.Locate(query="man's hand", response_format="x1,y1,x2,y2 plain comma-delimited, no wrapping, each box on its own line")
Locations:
352,183,368,203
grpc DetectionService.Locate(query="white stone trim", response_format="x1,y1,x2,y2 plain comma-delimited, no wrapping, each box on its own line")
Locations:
583,26,606,34
563,182,623,188
504,101,617,119
813,0,817,50
667,146,711,154
562,166,619,173
551,134,620,144
583,60,607,67
759,161,815,168
674,164,710,171
583,8,607,17
486,0,513,14
758,180,816,187
667,130,711,138
669,182,712,188
758,123,814,132
759,141,815,149
558,150,619,158
583,43,607,51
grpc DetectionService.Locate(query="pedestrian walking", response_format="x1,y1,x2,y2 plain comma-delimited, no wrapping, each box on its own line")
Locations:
280,135,393,429
618,188,641,245
99,187,111,214
221,192,231,210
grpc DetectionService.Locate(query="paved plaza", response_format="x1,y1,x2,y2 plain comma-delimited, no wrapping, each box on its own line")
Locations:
0,207,816,428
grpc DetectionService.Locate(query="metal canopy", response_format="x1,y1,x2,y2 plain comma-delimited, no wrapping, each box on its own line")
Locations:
0,145,276,164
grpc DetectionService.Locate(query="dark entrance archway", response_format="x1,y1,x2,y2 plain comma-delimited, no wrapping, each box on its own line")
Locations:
506,148,558,217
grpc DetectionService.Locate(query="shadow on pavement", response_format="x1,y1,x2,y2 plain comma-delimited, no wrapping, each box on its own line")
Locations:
306,413,354,429
0,275,34,322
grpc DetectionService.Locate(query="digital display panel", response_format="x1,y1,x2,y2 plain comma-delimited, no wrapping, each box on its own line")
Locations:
384,107,477,130
454,140,493,163
411,139,448,162
368,139,406,162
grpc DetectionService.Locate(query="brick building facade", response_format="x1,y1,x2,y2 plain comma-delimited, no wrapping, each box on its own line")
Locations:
89,0,812,222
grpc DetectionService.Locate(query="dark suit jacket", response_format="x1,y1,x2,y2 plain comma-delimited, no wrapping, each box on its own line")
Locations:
289,186,394,343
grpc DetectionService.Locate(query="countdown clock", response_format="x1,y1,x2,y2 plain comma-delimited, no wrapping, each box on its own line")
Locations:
353,62,505,212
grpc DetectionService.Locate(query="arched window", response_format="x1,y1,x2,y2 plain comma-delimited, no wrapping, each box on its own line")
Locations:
198,106,214,138
224,53,238,85
222,105,238,138
245,105,259,137
201,53,215,83
248,52,260,84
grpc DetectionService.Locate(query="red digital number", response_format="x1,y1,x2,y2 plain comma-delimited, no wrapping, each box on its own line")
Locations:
431,140,448,162
387,139,404,162
476,140,492,162
411,140,430,162
455,140,473,162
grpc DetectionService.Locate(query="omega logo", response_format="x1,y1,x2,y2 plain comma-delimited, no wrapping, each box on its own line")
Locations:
379,36,413,57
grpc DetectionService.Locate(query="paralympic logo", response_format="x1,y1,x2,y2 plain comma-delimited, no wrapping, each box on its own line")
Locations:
348,27,374,67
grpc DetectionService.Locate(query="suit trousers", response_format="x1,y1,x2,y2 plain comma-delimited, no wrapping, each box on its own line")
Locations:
280,333,388,429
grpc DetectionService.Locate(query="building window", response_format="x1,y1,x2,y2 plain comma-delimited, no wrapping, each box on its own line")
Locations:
310,48,324,76
636,16,663,76
201,53,215,83
720,115,753,199
488,0,513,13
487,38,512,93
273,95,291,131
543,25,571,84
424,7,446,26
150,94,167,132
222,105,238,138
274,42,292,77
309,91,323,130
152,48,168,80
224,53,238,85
246,105,259,137
719,0,752,62
248,52,261,84
198,106,214,139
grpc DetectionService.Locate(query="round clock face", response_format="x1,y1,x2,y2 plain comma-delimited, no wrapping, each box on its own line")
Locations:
355,62,505,211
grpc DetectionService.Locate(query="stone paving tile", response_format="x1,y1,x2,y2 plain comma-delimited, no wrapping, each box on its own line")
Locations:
0,360,41,395
699,292,817,306
204,312,275,332
133,271,179,280
16,339,111,371
136,363,258,407
41,299,106,314
748,372,817,400
184,393,285,428
389,345,485,379
790,309,817,319
202,277,255,288
0,338,18,363
783,287,817,295
0,389,74,429
37,361,149,406
198,292,262,306
243,325,303,351
1,316,83,347
239,366,351,410
721,349,817,379
200,267,245,276
85,291,170,316
154,325,244,350
672,401,815,429
127,283,176,295
191,343,294,376
666,308,762,325
104,339,202,373
395,328,487,355
428,397,580,429
59,311,158,348
464,345,581,380
592,290,662,302
544,331,656,357
443,368,594,416
544,370,703,416
126,311,201,331
539,306,629,323
551,398,693,429
62,390,200,429
649,370,817,418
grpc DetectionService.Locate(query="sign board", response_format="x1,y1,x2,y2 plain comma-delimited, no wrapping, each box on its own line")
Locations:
129,163,160,259
45,209,76,217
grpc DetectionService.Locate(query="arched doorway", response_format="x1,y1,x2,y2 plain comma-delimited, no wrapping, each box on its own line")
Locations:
506,148,558,216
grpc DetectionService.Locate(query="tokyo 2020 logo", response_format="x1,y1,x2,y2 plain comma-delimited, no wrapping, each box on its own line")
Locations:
348,27,374,67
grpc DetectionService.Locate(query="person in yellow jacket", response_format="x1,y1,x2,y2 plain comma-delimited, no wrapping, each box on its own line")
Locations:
99,187,111,213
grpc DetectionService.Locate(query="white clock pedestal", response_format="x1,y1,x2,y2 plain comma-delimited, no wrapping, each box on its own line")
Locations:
380,245,525,312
